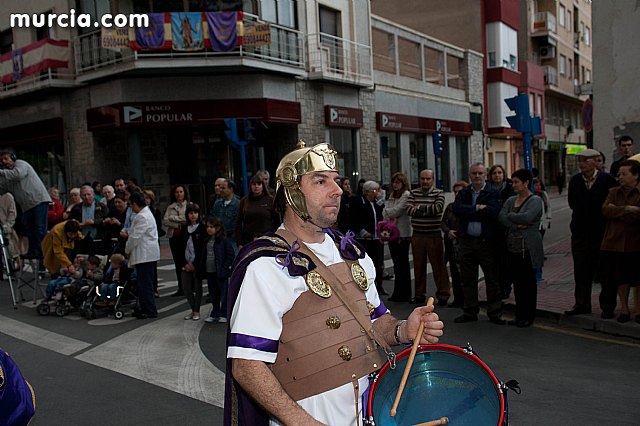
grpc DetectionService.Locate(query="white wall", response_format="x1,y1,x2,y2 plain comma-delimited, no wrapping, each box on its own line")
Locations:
486,21,518,71
487,82,518,128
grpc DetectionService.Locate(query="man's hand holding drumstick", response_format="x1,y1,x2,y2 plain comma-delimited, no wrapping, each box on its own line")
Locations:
397,299,444,345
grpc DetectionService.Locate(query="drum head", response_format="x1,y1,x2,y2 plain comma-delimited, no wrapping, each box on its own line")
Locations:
368,345,503,425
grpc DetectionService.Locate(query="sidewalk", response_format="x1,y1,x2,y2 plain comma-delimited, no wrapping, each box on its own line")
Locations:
480,234,640,340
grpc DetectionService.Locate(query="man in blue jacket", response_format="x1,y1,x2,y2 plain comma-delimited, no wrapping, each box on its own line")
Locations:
452,162,505,325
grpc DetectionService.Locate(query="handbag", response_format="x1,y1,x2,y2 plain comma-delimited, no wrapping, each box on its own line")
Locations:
376,219,400,242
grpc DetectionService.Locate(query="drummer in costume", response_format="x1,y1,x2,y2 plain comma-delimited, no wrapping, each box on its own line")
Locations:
224,141,444,426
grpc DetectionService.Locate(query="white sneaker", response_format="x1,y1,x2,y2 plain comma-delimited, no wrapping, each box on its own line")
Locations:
184,313,193,320
218,317,228,323
192,314,201,321
205,316,219,323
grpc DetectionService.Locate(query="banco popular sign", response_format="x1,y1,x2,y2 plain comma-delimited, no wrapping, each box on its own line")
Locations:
123,105,194,124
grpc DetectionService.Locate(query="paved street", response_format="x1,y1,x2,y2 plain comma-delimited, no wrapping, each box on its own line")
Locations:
1,189,639,425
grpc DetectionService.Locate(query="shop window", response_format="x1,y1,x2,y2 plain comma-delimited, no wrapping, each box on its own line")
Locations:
409,134,427,186
455,138,470,187
329,128,358,188
380,133,399,186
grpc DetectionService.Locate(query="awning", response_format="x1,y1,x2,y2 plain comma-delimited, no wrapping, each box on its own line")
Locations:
0,117,63,146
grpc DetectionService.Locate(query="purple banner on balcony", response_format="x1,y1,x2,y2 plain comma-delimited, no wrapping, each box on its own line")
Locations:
12,48,23,81
134,13,165,49
205,12,238,52
172,12,204,51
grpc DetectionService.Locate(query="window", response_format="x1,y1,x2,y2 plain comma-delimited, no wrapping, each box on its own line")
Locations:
372,29,395,73
559,5,565,27
585,27,590,46
447,54,464,89
586,68,591,82
424,47,444,85
488,51,496,67
567,10,572,32
329,128,357,186
0,29,13,54
536,95,543,118
509,54,516,71
380,133,399,186
568,58,572,79
79,0,111,33
398,37,421,80
559,54,566,76
581,65,585,83
319,6,341,70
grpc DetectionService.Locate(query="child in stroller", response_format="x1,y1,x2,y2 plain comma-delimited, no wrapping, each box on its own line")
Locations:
38,255,104,317
87,253,136,319
95,253,129,306
44,255,83,301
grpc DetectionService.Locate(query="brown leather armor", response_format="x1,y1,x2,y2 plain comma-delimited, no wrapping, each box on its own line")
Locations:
270,261,385,401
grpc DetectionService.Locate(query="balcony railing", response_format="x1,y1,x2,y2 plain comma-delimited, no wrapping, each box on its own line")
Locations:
544,65,558,86
75,13,305,77
0,38,75,98
532,12,557,34
307,33,373,86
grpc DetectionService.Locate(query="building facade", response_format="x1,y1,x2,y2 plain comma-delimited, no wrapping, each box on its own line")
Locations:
1,0,482,208
592,1,640,162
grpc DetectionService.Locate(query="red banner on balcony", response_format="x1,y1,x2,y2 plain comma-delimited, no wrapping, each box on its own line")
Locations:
0,39,69,83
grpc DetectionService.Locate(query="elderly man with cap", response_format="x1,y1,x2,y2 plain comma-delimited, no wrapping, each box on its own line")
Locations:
224,141,444,426
565,148,617,316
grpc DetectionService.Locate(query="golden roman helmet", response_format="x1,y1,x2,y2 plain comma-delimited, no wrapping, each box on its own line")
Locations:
275,140,338,221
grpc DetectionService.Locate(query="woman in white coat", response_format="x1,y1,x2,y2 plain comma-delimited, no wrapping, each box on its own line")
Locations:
382,172,413,302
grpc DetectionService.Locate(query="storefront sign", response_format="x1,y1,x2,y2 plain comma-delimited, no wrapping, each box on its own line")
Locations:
376,112,472,135
566,143,588,155
325,105,363,128
87,99,301,130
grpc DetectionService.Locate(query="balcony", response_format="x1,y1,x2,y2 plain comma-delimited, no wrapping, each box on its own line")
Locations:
543,65,558,86
532,12,557,34
307,33,373,87
0,39,75,99
75,13,305,81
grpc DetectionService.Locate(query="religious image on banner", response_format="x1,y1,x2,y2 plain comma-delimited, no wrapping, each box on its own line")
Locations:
134,13,166,49
12,48,23,81
172,12,203,51
205,12,239,52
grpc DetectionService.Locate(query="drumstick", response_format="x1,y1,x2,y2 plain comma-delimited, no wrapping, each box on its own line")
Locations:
389,296,435,417
412,417,449,426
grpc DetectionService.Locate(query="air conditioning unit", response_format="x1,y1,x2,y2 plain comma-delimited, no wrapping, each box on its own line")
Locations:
540,46,556,60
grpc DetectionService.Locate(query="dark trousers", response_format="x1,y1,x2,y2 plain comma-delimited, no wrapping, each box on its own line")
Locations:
23,202,49,257
136,261,157,317
411,233,450,301
598,251,619,315
571,236,601,310
389,239,411,300
444,239,463,305
207,272,228,318
360,240,384,292
459,237,502,317
169,236,183,292
182,270,203,312
509,251,537,322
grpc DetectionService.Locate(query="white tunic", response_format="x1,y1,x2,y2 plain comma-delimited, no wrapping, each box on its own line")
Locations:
228,231,387,425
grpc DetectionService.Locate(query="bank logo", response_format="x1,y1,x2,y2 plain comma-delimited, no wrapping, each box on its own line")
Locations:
381,114,389,127
124,106,143,123
330,108,338,123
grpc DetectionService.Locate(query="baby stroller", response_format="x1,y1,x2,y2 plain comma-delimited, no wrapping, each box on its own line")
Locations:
37,254,107,317
83,257,138,320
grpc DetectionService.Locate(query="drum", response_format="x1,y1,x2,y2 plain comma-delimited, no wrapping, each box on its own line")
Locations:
366,344,506,426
